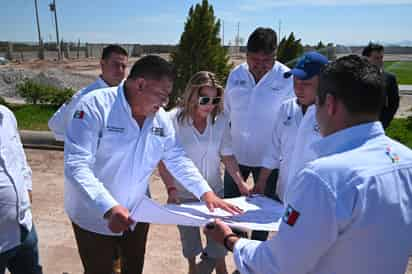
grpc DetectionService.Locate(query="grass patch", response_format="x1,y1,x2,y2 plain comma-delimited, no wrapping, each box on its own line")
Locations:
384,61,412,85
9,104,58,131
386,117,412,148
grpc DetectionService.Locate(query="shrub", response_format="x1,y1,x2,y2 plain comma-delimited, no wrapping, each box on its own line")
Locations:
386,117,412,148
16,80,47,104
16,79,74,106
44,87,75,106
0,96,7,106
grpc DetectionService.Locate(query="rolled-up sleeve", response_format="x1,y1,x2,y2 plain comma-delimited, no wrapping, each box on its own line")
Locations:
162,130,211,200
64,102,118,217
232,169,338,274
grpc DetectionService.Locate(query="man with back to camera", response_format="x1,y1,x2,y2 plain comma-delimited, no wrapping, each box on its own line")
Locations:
362,42,399,129
48,44,128,141
259,51,328,202
205,55,412,274
223,27,294,241
64,55,241,274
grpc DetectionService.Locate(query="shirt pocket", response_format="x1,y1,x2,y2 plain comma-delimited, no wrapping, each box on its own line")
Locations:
229,87,251,112
97,130,130,157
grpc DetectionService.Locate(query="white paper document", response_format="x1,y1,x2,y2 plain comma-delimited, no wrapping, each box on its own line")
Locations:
130,195,285,231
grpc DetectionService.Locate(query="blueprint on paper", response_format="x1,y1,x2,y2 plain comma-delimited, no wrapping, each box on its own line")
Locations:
130,194,285,231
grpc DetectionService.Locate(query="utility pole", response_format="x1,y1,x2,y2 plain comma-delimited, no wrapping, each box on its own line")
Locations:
222,20,225,47
49,0,61,60
236,22,240,46
278,20,282,41
34,0,44,59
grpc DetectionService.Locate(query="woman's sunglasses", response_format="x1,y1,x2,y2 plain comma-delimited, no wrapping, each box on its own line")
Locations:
198,96,221,105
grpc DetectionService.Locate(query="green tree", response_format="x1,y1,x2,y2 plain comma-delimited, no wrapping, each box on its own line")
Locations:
315,41,326,50
277,32,303,66
170,0,232,108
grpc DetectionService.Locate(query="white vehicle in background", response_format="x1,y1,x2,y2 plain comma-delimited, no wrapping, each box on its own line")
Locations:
0,57,9,65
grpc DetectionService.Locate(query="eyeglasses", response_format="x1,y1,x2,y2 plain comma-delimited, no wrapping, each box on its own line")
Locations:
198,96,221,105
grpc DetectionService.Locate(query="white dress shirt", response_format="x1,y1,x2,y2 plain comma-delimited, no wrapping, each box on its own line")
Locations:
64,84,212,235
48,76,108,141
168,108,232,200
233,122,412,274
0,105,33,253
285,105,321,203
224,62,294,167
261,98,303,201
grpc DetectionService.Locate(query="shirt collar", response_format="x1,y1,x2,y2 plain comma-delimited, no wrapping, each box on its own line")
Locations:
118,83,155,128
243,61,284,86
311,121,384,158
96,75,110,88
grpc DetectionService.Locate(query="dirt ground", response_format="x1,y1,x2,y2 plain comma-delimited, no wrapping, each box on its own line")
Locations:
27,148,238,274
25,148,412,274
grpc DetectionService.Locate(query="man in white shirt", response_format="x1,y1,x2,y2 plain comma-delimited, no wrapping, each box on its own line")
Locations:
224,27,294,240
48,44,128,141
64,55,241,274
260,52,328,202
205,55,412,274
0,105,42,274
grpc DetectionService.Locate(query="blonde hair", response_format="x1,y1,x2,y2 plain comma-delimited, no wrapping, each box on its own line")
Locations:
177,71,224,125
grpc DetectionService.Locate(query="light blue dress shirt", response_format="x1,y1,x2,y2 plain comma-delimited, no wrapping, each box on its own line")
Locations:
0,105,33,253
64,84,212,235
233,122,412,274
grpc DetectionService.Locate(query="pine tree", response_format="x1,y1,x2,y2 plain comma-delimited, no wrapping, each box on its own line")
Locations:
277,32,304,66
315,41,326,50
170,0,232,108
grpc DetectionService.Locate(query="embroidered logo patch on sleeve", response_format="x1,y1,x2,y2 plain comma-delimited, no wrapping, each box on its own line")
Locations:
283,204,300,226
73,110,85,119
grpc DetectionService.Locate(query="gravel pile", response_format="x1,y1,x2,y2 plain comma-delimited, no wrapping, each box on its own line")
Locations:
0,67,95,103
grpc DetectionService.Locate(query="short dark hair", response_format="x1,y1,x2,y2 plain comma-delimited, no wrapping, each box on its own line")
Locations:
128,55,175,81
101,44,128,60
361,42,384,57
247,27,277,54
318,54,385,115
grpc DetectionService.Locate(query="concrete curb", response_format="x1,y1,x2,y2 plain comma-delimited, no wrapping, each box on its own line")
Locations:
20,130,64,151
400,85,412,92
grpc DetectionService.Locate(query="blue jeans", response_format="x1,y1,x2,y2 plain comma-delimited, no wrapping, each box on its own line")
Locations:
224,164,279,241
0,225,43,274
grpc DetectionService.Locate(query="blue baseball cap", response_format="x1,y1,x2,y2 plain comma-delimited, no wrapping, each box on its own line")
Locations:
284,51,328,80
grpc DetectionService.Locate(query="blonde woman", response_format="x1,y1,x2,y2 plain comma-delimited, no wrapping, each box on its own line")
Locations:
159,71,249,274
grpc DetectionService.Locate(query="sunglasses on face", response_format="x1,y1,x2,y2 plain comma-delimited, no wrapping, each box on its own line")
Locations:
198,96,221,105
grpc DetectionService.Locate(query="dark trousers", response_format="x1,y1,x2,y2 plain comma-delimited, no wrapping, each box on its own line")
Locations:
72,222,150,274
0,225,43,274
224,164,279,241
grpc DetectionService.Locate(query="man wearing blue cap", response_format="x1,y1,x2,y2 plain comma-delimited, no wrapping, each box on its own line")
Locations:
258,51,328,202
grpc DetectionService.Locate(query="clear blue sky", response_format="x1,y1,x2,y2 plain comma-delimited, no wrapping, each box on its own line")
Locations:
2,0,412,46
